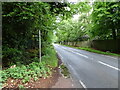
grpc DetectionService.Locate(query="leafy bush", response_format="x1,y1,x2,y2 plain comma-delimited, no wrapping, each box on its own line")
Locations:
27,49,39,58
2,46,23,67
2,46,39,67
1,62,52,83
2,45,58,86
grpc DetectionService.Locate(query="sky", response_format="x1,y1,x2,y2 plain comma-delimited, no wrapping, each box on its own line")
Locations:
67,0,117,2
67,0,95,3
73,14,80,20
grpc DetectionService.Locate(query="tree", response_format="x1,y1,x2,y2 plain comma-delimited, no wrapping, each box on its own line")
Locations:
2,2,83,67
56,2,91,43
90,2,120,40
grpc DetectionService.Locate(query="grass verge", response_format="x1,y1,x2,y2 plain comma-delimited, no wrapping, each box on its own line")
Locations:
63,45,120,57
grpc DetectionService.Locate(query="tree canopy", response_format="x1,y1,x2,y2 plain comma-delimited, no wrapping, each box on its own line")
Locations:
2,2,84,67
56,2,120,43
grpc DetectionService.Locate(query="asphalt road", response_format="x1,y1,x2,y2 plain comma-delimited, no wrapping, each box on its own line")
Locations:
53,44,119,88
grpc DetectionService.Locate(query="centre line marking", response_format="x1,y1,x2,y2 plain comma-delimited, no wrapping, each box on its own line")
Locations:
98,61,120,71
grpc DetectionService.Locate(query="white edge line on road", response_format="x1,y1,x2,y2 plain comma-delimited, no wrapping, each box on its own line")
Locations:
61,46,120,71
68,64,87,89
98,61,120,71
101,55,118,60
58,53,63,59
79,80,87,89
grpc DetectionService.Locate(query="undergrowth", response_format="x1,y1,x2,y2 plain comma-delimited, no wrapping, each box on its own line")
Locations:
1,45,58,87
0,62,52,84
41,46,58,67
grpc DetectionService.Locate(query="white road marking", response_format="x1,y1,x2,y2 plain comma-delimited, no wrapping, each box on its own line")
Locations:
68,64,87,88
101,55,118,60
61,46,120,71
72,84,74,87
75,52,89,58
79,80,87,89
61,47,89,59
98,61,120,71
58,53,63,59
104,55,118,60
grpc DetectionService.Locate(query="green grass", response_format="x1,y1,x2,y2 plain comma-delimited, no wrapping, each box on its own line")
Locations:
78,47,120,57
41,47,58,67
62,45,120,57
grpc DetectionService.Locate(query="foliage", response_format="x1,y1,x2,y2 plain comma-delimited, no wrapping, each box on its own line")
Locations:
56,19,85,42
55,3,91,43
2,1,91,66
56,2,120,43
2,2,58,68
2,2,83,87
89,2,120,40
2,2,120,88
77,47,120,57
1,62,52,83
2,46,22,67
2,46,39,67
41,46,58,67
18,85,25,90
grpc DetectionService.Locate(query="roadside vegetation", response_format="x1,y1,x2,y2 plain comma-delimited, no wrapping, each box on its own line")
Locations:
1,2,83,88
63,45,120,57
77,47,120,57
56,2,120,42
2,2,59,87
1,1,120,88
55,2,120,54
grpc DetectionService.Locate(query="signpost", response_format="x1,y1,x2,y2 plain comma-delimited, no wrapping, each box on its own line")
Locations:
39,30,41,63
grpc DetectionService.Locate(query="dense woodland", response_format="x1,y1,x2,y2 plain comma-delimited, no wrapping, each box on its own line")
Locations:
1,1,120,88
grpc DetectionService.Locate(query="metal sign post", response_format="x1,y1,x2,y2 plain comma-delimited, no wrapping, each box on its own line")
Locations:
39,30,41,63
